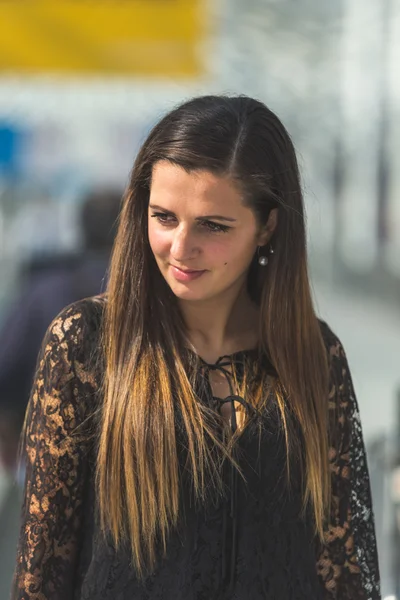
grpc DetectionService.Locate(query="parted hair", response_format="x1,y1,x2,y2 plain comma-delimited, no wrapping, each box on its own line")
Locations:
98,95,330,577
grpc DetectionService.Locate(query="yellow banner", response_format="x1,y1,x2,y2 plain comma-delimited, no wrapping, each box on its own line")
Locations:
0,0,203,76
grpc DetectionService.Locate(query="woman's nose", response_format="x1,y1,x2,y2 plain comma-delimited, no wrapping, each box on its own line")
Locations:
170,227,197,262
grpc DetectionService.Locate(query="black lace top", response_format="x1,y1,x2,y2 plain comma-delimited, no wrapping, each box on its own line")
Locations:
11,296,381,600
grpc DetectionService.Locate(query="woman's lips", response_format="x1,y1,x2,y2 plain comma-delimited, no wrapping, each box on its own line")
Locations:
170,265,206,282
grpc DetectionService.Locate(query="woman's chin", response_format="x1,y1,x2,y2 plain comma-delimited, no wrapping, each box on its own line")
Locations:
169,285,206,301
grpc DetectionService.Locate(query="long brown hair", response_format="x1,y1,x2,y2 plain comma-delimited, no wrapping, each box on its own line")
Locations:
98,95,329,576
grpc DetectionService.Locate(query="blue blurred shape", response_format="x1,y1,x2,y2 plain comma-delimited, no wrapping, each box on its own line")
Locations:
0,124,21,174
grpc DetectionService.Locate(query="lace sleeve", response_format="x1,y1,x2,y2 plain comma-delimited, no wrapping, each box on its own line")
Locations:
11,302,96,600
316,327,381,599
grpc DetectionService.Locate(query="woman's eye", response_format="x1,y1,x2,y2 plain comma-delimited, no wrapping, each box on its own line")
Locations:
201,220,230,233
151,212,175,224
150,213,230,233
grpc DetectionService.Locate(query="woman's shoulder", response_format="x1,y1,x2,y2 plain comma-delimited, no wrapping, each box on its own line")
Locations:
43,294,107,372
34,295,107,422
318,318,346,364
53,292,107,322
317,319,354,417
47,294,106,341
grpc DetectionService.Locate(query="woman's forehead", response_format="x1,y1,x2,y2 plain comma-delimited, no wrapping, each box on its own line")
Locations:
150,162,246,216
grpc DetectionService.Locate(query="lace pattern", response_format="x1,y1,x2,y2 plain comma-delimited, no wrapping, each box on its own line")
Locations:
11,298,381,600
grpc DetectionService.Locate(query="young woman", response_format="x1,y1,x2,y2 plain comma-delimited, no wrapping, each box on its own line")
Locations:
12,95,380,599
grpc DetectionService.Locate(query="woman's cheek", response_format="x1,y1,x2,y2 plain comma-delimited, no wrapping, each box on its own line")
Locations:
206,238,235,267
148,226,169,257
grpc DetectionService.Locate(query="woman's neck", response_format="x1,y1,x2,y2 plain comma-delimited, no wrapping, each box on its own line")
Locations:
179,286,260,364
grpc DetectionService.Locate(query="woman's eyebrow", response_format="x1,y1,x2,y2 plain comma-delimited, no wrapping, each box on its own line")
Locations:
200,214,237,222
149,204,236,222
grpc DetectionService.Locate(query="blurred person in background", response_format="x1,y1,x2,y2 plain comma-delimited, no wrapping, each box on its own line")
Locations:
12,96,380,599
0,187,121,475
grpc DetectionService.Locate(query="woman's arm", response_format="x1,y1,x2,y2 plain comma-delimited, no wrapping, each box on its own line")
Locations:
11,303,94,600
316,327,381,599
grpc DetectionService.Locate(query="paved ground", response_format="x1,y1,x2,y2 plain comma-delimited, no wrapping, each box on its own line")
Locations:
0,481,20,599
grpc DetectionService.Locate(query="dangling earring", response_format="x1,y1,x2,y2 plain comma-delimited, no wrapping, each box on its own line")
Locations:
257,246,268,266
257,244,274,266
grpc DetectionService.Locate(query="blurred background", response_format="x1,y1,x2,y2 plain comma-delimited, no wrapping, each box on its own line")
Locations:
0,0,399,597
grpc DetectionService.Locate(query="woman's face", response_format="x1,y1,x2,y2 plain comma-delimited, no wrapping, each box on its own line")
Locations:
148,161,274,303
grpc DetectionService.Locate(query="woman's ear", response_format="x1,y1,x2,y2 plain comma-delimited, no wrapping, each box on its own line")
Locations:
257,208,278,246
